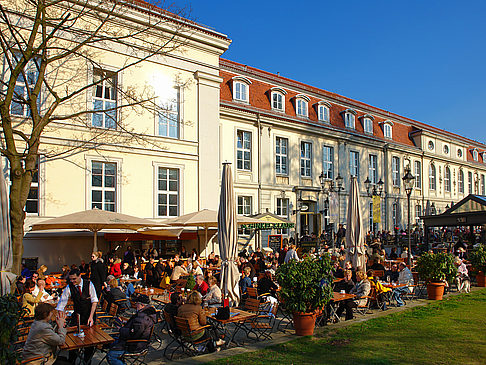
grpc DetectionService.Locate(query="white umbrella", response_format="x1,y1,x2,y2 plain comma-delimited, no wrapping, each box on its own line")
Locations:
30,209,164,252
346,176,366,271
0,159,16,295
218,163,240,306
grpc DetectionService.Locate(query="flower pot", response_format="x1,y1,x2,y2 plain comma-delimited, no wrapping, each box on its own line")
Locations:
427,282,445,300
293,311,317,336
476,271,486,287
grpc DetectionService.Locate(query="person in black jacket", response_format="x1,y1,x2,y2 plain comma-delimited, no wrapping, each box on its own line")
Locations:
90,252,107,297
106,294,157,364
257,271,278,298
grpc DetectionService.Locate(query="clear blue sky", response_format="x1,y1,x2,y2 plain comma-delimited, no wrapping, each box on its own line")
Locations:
168,0,486,144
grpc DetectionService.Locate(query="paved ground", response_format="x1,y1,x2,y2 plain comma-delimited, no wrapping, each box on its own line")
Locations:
89,287,481,364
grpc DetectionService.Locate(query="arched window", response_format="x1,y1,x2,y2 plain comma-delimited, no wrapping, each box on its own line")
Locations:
444,167,451,192
458,169,464,194
429,164,436,190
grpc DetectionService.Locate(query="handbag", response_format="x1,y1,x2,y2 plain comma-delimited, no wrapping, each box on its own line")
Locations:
215,306,230,320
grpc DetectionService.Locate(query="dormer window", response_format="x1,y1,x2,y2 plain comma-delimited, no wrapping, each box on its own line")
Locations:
232,76,251,103
316,101,331,122
472,148,479,161
270,87,287,112
381,121,393,139
342,109,356,129
361,114,374,134
294,94,310,117
482,152,486,163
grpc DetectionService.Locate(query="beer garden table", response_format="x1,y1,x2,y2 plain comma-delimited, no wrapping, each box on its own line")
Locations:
60,325,114,364
328,292,356,323
206,308,257,347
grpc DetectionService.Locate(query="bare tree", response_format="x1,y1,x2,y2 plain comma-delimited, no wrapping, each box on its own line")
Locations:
0,0,193,274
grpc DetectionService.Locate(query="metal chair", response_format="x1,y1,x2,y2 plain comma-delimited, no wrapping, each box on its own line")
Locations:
173,316,212,357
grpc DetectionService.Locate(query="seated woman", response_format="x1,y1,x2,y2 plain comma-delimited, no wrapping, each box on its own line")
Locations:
121,262,134,277
334,269,355,293
239,267,252,299
15,275,26,295
177,291,224,351
107,278,129,313
22,303,69,365
257,271,278,298
336,270,370,321
37,265,48,280
60,265,70,281
203,276,222,307
22,279,44,317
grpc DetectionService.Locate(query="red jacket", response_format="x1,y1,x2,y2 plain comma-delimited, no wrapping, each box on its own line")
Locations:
193,281,209,296
110,262,122,278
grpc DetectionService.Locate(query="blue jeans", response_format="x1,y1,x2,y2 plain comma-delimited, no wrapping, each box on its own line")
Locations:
106,349,125,365
392,286,409,306
125,283,135,297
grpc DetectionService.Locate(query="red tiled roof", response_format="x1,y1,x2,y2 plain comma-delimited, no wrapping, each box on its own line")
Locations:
220,58,486,150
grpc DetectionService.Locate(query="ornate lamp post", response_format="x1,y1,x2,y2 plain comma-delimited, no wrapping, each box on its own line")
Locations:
364,177,384,235
319,172,344,249
402,169,415,266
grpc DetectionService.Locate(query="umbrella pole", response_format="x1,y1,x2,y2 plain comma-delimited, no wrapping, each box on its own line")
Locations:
93,231,98,253
206,227,209,255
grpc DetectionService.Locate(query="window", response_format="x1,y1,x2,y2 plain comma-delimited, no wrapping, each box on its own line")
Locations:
233,80,249,102
272,92,284,111
91,161,116,211
349,151,359,178
457,149,463,158
157,167,179,217
318,104,330,122
276,197,289,234
415,204,422,223
443,145,449,154
368,154,378,184
322,146,334,180
237,196,252,215
458,169,464,194
468,171,473,194
157,88,179,138
25,158,40,214
237,130,251,171
93,69,117,129
414,161,422,189
472,149,479,161
383,123,393,139
10,55,39,117
344,112,355,129
296,99,308,117
429,164,436,190
482,174,485,195
428,141,434,151
392,203,398,227
392,157,400,187
369,202,376,233
444,167,451,192
300,142,312,177
363,118,373,134
275,137,288,175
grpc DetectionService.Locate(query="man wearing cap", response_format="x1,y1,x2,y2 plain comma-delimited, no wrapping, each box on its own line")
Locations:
106,294,157,365
56,268,98,363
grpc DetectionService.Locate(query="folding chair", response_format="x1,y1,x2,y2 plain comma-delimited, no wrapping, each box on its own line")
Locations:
18,355,48,364
119,326,154,365
162,310,183,360
354,295,372,316
174,316,212,357
247,287,270,301
247,302,279,341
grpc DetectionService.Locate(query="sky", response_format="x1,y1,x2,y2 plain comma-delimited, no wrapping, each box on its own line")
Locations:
166,0,486,144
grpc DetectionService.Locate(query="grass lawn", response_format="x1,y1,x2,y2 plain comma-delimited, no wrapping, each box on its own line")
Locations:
208,288,486,365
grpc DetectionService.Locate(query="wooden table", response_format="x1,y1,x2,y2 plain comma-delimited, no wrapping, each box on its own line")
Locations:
382,283,408,289
333,278,344,284
207,308,257,347
135,287,166,297
329,292,356,322
60,325,114,364
120,278,142,284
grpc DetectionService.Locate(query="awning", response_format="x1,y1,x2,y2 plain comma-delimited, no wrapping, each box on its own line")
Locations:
421,194,486,227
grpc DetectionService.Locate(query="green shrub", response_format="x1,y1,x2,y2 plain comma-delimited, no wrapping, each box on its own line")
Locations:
276,256,333,313
416,252,457,283
469,244,486,272
0,294,27,364
185,273,195,290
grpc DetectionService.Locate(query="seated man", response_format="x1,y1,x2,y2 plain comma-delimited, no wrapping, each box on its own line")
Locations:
391,262,414,307
239,267,252,299
203,276,222,307
32,279,54,302
106,294,157,365
193,274,209,296
22,303,70,364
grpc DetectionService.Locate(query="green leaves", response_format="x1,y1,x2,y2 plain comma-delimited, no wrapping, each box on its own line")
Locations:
276,256,333,313
469,244,486,272
416,252,457,283
0,294,27,364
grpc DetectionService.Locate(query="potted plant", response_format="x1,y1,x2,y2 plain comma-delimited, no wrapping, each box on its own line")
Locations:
469,244,486,287
276,256,333,336
416,252,457,300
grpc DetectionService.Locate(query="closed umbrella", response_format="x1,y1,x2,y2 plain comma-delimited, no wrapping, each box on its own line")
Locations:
30,209,163,252
0,159,15,295
218,163,240,306
346,176,366,271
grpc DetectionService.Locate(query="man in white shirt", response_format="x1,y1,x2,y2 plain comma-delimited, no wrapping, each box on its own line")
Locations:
32,279,53,302
391,262,414,307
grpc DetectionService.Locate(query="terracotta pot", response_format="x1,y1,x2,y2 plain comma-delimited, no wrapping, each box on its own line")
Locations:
476,271,486,287
293,311,317,336
427,282,445,300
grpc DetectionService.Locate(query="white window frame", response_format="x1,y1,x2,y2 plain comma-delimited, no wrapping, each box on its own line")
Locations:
482,174,485,195
322,146,334,180
237,196,252,215
343,109,356,129
232,76,251,103
458,169,464,194
155,166,180,218
392,202,398,227
236,130,252,171
300,141,312,178
384,124,392,139
270,87,287,112
295,96,309,117
157,87,181,139
92,68,118,129
275,137,288,176
368,154,378,184
10,54,39,117
87,159,120,212
472,149,479,161
276,197,289,235
392,156,400,187
363,117,373,134
468,171,473,194
429,164,436,191
414,161,422,189
415,204,422,224
317,101,331,122
350,151,359,178
444,167,451,192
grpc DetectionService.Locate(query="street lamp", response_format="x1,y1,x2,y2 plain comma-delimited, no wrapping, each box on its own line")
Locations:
402,168,415,266
319,172,344,248
364,177,384,197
